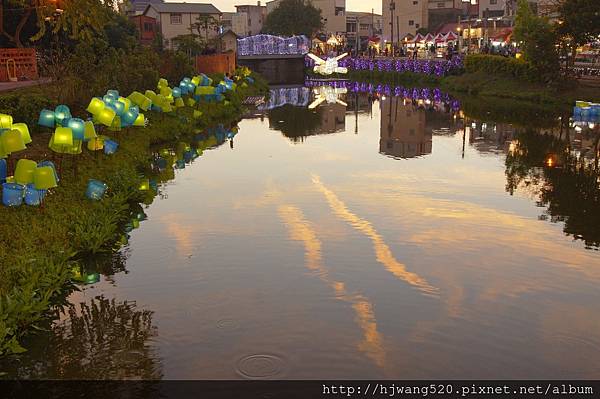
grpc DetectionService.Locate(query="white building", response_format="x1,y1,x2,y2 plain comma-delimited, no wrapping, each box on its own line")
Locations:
143,2,222,48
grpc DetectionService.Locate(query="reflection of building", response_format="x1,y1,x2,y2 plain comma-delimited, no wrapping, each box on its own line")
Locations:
380,98,432,159
467,121,516,154
320,103,346,133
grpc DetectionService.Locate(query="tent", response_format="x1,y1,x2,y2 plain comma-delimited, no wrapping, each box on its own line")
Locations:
423,33,435,43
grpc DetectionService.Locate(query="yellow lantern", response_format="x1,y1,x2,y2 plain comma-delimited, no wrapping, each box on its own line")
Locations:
87,137,104,151
11,123,32,145
1,129,26,153
86,98,105,115
14,159,38,184
83,121,97,141
97,107,116,127
133,114,146,127
0,114,13,129
139,178,150,191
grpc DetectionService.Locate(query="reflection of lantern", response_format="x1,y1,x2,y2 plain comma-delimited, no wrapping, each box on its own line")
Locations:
14,159,37,184
545,155,555,168
12,123,31,144
139,178,150,191
38,109,55,128
86,179,107,200
2,182,24,206
1,129,26,153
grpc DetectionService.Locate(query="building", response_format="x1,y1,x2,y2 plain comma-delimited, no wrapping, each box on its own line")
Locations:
129,15,158,45
235,2,267,36
122,0,164,16
478,0,505,18
216,30,239,53
142,2,222,49
221,11,250,36
427,0,462,33
379,98,432,159
382,0,428,44
266,0,347,35
346,11,383,50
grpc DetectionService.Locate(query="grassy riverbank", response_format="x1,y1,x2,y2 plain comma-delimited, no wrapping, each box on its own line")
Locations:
0,72,268,356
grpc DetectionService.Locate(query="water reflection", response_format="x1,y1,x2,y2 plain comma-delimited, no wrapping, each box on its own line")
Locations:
2,297,161,380
3,83,600,380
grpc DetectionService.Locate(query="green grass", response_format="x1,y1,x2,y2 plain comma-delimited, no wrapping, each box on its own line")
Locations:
0,72,268,356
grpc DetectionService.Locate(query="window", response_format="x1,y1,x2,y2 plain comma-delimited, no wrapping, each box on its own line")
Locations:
413,0,418,4
170,13,182,24
248,18,252,26
415,23,420,28
335,7,344,16
408,20,414,26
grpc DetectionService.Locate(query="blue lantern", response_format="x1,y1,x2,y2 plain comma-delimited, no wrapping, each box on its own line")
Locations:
106,89,119,98
38,109,56,128
172,87,182,98
103,139,119,155
86,179,107,200
67,118,86,141
24,183,46,206
2,182,24,207
54,105,72,126
0,159,6,183
37,160,60,182
175,159,185,169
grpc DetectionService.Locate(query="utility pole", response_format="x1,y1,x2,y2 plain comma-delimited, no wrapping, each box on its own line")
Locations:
390,1,395,56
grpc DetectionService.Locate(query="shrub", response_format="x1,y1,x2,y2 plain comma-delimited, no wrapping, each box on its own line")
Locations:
464,54,536,81
0,93,54,129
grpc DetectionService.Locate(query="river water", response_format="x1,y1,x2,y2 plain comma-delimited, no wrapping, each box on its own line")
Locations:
3,83,600,380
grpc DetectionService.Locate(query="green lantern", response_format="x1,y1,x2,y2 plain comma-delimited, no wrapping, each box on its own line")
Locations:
97,107,116,127
193,110,202,119
1,129,26,153
133,114,146,127
12,123,31,145
33,166,58,190
49,127,73,153
14,159,37,184
83,121,97,141
139,178,150,191
0,114,13,129
187,98,196,107
86,98,105,115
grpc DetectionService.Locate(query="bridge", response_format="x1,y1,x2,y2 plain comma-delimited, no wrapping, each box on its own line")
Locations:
237,34,309,85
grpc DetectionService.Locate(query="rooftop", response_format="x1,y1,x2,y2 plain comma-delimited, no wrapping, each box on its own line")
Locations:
145,2,221,14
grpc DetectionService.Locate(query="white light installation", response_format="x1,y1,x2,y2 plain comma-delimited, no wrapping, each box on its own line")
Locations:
307,53,349,75
308,86,348,109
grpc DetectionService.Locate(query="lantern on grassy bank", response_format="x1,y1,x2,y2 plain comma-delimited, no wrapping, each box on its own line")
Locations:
34,166,58,190
54,105,72,126
86,179,107,200
12,123,31,145
49,127,74,153
24,183,45,206
14,159,37,185
103,139,118,155
0,159,6,183
67,118,86,141
1,129,26,154
38,160,59,182
2,182,25,207
38,109,56,128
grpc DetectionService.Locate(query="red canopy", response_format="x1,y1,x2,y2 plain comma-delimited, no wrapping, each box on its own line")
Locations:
445,31,458,41
411,33,424,43
423,33,435,43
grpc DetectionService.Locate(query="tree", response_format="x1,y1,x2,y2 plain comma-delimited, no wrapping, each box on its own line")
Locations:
193,14,218,52
557,0,600,67
262,0,323,37
513,0,559,81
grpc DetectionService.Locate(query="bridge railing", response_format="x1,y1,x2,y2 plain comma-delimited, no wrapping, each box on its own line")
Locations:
237,34,310,57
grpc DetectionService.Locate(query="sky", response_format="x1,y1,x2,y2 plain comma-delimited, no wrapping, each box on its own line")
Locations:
182,0,382,14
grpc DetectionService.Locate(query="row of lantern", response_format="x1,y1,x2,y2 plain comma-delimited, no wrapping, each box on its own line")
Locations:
1,159,58,207
2,70,254,207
